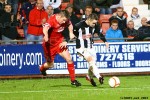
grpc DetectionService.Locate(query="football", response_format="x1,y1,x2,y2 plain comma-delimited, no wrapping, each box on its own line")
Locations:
108,76,120,88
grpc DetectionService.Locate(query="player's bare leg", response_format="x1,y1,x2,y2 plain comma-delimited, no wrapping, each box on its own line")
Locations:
59,50,81,87
39,61,54,76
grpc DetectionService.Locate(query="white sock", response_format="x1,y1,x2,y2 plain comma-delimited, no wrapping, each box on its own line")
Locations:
89,61,101,79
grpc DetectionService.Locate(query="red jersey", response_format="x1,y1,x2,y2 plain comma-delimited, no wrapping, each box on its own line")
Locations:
44,14,71,47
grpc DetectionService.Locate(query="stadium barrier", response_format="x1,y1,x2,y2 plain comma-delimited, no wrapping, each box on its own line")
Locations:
0,40,150,77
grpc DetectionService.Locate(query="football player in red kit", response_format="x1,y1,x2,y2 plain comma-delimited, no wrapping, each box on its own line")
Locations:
40,11,81,86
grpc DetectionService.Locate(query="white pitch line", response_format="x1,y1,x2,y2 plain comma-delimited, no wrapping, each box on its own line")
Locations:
0,87,150,94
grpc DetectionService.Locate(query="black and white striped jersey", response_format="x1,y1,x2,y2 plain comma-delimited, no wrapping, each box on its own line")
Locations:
74,20,106,49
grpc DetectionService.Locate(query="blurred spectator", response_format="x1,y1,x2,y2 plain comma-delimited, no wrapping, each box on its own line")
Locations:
82,6,93,20
20,0,36,39
0,0,8,40
127,7,141,30
0,4,20,44
106,19,124,42
43,0,61,14
45,5,54,18
138,17,150,41
62,4,80,41
130,7,140,20
7,0,19,15
27,0,48,44
73,0,93,15
0,0,7,9
109,7,127,37
65,4,80,26
93,0,112,14
123,20,139,41
80,5,102,38
0,0,8,16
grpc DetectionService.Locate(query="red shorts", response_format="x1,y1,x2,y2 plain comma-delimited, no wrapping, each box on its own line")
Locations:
42,42,67,62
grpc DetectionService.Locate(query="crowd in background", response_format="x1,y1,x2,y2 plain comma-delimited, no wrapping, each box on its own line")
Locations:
0,0,150,45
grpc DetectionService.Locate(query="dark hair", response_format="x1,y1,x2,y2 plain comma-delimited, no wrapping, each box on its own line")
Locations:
4,4,12,8
111,19,118,25
132,7,138,11
59,10,70,19
87,13,98,20
85,6,93,11
117,7,124,10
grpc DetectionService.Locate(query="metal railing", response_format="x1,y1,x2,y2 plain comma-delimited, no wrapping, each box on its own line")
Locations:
0,37,134,43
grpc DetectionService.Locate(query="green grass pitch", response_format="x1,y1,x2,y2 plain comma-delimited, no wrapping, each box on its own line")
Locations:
0,75,149,100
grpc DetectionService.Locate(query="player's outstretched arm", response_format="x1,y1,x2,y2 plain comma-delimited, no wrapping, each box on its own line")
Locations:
95,24,109,48
68,24,76,40
99,33,109,48
43,26,49,42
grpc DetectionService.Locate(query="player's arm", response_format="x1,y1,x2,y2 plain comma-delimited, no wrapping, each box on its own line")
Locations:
73,24,79,37
60,24,73,48
60,22,73,48
68,21,76,40
95,24,109,48
43,23,50,42
99,33,109,48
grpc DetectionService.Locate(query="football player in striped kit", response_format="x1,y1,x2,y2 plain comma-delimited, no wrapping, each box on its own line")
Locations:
74,13,109,86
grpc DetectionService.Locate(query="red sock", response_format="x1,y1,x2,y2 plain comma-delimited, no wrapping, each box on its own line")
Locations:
40,63,47,71
67,63,75,81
